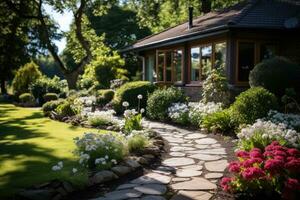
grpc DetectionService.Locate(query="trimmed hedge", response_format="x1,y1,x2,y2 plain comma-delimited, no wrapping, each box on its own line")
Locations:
249,57,300,97
43,93,58,102
19,93,35,104
96,89,114,106
113,81,156,113
146,87,187,120
231,87,278,125
42,99,64,116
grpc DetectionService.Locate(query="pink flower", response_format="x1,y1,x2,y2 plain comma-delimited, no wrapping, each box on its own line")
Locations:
264,159,284,174
221,177,233,192
236,150,249,158
242,167,265,180
274,150,287,157
250,151,263,158
274,156,285,162
263,151,274,157
251,148,262,153
228,161,240,173
287,148,300,157
242,158,263,167
284,158,300,173
284,178,300,190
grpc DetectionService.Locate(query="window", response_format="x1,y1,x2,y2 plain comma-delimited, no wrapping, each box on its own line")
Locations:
145,55,155,82
190,42,226,83
156,49,183,83
260,44,277,61
237,42,255,82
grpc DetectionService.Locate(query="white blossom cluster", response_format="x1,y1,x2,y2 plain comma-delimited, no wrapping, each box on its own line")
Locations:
188,102,223,125
237,119,300,148
267,110,300,131
77,96,96,107
167,103,189,124
74,132,126,168
87,110,121,126
52,161,63,171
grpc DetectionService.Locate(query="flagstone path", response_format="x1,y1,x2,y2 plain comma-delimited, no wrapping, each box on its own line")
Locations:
92,121,229,200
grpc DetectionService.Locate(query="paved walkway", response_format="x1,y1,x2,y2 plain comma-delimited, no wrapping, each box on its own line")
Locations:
92,121,228,200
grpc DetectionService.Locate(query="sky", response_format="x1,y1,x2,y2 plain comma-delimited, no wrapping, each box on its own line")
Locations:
44,4,73,53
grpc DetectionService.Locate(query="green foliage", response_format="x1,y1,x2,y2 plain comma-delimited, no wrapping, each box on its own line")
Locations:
127,134,149,153
146,87,187,120
113,81,156,113
19,93,35,104
12,62,42,96
55,101,77,117
43,93,58,102
88,117,114,127
201,109,236,134
231,87,278,125
124,113,143,134
96,89,114,106
42,99,65,116
249,57,300,97
201,68,229,106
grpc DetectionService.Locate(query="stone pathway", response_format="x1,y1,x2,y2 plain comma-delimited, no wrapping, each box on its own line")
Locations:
91,121,228,200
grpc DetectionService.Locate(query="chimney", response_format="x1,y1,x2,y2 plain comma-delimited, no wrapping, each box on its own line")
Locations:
188,7,193,29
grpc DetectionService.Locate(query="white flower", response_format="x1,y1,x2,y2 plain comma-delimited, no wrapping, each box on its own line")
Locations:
52,165,61,171
58,161,63,168
102,161,107,165
105,155,109,160
111,159,117,165
122,101,129,107
137,94,143,99
140,108,145,113
72,168,78,173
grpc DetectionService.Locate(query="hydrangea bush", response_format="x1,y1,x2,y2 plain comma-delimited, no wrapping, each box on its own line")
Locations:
267,110,300,132
222,142,300,199
237,119,300,150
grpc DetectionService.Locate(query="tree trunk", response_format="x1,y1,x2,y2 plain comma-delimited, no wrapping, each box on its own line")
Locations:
201,0,212,13
65,71,81,89
0,78,7,94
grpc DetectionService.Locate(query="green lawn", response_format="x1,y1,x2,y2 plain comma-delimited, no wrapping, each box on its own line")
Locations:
0,103,103,198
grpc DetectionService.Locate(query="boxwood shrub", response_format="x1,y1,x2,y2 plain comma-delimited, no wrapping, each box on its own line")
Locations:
96,89,114,106
42,99,64,116
146,87,187,120
113,81,156,113
19,93,35,104
231,87,278,125
43,93,58,102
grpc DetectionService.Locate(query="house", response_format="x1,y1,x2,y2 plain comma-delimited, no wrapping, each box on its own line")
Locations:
121,0,300,100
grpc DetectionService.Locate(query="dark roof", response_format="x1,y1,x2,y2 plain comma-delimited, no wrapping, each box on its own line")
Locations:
122,0,300,52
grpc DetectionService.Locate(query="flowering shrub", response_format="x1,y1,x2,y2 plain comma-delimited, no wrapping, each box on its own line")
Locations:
221,142,300,199
188,102,223,126
267,110,300,132
168,103,189,124
87,110,120,127
73,132,127,170
123,108,143,134
237,119,300,150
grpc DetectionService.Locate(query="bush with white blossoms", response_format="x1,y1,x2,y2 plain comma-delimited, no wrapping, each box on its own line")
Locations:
52,161,63,171
74,132,127,170
87,110,122,127
167,103,189,124
237,119,300,150
188,102,223,126
266,110,300,131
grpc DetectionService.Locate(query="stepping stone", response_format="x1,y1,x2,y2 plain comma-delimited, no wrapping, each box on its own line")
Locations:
204,173,223,179
195,138,218,145
205,160,228,172
162,158,195,167
156,166,176,173
117,183,139,190
180,165,203,171
185,133,206,139
176,169,202,177
170,146,196,152
194,145,210,149
181,144,194,147
164,137,185,143
131,173,171,185
152,169,172,175
188,154,222,161
170,152,186,157
104,189,142,200
196,148,226,155
141,196,166,200
111,166,132,176
169,143,179,146
134,184,167,195
171,178,217,190
172,177,191,182
171,191,212,200
211,143,221,147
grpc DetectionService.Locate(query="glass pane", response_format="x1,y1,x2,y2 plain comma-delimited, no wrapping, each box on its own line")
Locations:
191,47,200,81
174,50,182,82
215,42,226,70
157,52,164,81
200,45,212,80
260,44,276,61
145,55,155,82
238,42,255,82
166,52,172,82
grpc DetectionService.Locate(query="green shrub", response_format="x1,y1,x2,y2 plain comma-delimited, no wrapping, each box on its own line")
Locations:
249,56,300,97
231,87,278,125
55,101,77,117
42,99,64,116
146,87,187,120
19,93,35,104
128,134,149,153
201,109,236,133
124,112,143,134
202,68,230,106
12,61,42,96
43,93,58,102
96,89,114,106
113,81,156,113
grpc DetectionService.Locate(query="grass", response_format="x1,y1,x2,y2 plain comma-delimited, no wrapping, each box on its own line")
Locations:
0,103,106,198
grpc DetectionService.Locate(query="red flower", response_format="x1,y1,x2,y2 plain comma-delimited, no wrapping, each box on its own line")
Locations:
242,167,265,180
287,148,300,157
236,150,250,158
274,150,287,157
221,177,233,192
284,178,300,190
242,158,263,168
228,161,240,173
251,148,262,153
284,158,300,173
250,151,263,158
264,159,284,174
263,151,274,157
274,156,285,162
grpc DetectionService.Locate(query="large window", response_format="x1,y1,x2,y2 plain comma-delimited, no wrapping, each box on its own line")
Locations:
237,42,255,82
156,49,183,83
145,55,156,82
190,42,226,83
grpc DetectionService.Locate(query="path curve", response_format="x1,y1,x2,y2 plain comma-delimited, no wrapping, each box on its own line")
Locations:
92,121,228,200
